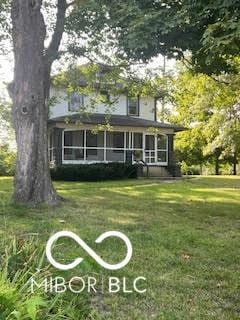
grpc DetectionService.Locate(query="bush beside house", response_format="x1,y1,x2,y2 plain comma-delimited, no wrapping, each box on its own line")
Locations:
50,163,138,181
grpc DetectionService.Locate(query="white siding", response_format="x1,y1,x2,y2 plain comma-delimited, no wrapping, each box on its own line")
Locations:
49,88,69,118
49,87,155,121
139,97,155,121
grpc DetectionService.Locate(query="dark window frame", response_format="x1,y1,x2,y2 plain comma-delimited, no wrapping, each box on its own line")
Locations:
68,92,84,112
127,96,140,116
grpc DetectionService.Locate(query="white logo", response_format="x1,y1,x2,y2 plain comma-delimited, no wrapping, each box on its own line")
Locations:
46,231,133,271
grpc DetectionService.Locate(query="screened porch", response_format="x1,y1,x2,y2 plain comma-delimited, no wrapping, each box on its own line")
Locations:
49,129,169,165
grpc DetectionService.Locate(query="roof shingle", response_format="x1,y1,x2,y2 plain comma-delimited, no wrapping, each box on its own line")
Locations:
49,113,185,132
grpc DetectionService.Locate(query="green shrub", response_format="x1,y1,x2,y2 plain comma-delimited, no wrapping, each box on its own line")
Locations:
180,162,201,175
50,163,138,181
0,145,16,176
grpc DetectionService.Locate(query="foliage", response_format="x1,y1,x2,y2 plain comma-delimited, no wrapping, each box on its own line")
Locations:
169,63,240,174
50,62,174,124
50,163,138,181
52,63,173,106
0,0,10,48
66,0,240,74
0,97,11,124
0,237,89,319
0,144,16,176
175,128,207,167
0,96,14,145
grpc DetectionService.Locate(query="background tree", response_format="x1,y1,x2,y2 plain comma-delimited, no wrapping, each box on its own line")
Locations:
169,63,240,175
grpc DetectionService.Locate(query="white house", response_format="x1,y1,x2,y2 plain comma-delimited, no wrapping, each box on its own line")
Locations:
48,67,184,177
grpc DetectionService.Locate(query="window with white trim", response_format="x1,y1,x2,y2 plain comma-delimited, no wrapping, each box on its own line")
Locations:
127,96,139,116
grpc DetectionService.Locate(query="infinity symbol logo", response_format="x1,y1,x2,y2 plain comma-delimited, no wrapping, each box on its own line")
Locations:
46,231,133,270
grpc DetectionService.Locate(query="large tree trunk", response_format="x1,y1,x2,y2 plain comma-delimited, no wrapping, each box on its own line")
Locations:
11,0,59,205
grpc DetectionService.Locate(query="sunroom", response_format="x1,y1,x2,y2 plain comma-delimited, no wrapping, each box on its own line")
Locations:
48,113,185,168
58,129,168,165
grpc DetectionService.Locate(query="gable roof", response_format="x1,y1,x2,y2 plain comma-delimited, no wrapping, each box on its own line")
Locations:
49,113,185,132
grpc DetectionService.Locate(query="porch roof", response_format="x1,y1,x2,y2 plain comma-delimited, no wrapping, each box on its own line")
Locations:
49,113,185,132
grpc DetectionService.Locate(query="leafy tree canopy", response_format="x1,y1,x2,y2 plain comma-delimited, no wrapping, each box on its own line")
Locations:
169,60,240,172
66,0,240,74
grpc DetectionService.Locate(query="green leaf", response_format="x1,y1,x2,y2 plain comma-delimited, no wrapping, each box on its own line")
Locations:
26,296,47,320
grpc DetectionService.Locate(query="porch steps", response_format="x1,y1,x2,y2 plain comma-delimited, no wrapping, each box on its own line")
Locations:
142,166,171,178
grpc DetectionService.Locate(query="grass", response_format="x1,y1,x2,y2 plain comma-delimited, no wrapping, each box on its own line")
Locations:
0,176,239,319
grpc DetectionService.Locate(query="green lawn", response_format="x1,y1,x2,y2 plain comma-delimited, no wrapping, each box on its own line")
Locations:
0,176,239,319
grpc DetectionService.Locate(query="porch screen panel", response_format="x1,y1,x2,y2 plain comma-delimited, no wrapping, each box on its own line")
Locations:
64,130,84,146
157,135,167,150
64,130,84,161
106,131,124,162
107,132,124,148
106,150,124,162
64,131,72,146
145,135,155,150
64,148,84,160
157,134,168,163
126,132,129,148
86,130,104,161
145,135,155,163
133,133,143,161
133,133,143,149
86,130,104,147
86,149,104,161
157,151,167,162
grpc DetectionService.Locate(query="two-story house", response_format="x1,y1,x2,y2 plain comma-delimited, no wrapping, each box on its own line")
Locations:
48,66,185,177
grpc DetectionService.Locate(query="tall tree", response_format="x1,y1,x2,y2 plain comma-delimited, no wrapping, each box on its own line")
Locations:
169,65,240,175
7,0,72,204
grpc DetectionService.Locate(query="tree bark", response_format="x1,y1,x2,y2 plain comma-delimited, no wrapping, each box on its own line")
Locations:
11,0,60,205
232,151,237,175
215,156,220,175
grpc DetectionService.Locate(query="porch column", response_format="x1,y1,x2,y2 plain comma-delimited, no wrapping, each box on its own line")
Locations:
167,133,181,177
53,128,63,165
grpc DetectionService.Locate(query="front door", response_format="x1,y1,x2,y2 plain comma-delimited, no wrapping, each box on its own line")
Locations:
145,134,156,164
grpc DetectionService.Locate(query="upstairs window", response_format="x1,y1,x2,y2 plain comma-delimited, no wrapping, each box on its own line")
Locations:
68,92,84,112
127,96,139,116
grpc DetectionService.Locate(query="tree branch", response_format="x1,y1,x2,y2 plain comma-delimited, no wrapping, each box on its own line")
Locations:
67,0,76,7
44,0,67,68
